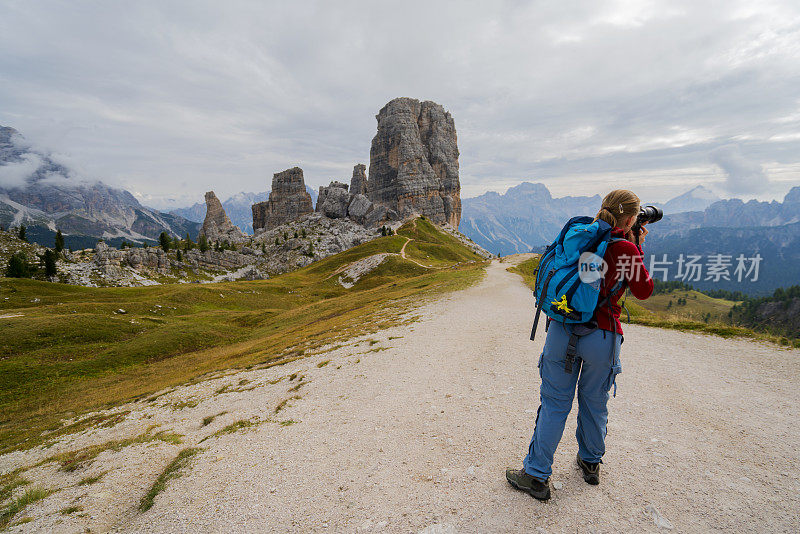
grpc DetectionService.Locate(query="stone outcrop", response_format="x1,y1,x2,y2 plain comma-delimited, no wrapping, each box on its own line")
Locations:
252,212,381,274
317,181,350,218
252,167,314,234
367,98,461,227
92,241,262,284
200,191,247,243
350,164,368,195
346,194,373,225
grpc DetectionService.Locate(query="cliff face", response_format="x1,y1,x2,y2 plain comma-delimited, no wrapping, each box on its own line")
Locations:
252,167,314,233
367,98,461,227
200,191,247,243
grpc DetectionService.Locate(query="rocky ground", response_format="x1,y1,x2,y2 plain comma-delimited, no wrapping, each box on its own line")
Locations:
0,213,397,287
1,257,797,532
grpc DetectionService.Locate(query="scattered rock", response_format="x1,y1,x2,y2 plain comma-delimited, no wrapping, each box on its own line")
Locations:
418,524,456,534
644,504,674,530
116,309,127,314
337,254,389,288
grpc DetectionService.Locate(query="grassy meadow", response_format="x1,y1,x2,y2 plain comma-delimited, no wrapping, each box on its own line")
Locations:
0,218,487,453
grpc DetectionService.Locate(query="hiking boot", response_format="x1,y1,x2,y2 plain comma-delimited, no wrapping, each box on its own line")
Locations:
576,454,600,485
505,468,551,501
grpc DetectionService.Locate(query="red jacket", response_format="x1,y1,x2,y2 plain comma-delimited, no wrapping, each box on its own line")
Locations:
593,228,654,334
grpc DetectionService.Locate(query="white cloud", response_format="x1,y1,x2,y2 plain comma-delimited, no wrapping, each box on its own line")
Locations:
0,153,44,189
0,0,798,209
710,144,768,194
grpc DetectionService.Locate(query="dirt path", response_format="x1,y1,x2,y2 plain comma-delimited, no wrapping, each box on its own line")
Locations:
3,259,799,533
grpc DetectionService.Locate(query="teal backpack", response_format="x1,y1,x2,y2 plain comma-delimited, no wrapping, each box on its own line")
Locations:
530,216,627,374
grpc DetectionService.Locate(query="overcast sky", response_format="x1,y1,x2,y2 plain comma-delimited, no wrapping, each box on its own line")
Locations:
1,0,799,209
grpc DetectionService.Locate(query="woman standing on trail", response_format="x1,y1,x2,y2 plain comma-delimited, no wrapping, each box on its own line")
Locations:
506,190,654,501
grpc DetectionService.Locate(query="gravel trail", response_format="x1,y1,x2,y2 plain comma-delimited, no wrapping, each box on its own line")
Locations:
5,258,799,533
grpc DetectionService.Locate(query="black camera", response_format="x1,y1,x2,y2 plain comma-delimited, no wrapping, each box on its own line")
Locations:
632,205,663,246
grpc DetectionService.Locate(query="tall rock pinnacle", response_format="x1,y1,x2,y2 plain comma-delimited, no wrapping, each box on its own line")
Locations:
252,167,314,233
200,191,247,243
367,98,461,227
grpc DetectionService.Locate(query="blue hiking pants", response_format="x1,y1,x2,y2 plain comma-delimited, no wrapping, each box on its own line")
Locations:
523,322,622,480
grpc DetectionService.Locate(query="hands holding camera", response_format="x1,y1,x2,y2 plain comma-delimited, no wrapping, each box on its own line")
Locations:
626,222,649,245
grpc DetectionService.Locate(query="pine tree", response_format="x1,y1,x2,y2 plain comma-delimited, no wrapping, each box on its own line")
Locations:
159,231,170,252
294,230,299,239
176,249,183,262
6,252,31,278
17,225,27,242
301,228,307,238
54,229,64,252
42,249,57,278
283,232,288,241
184,233,194,251
199,234,209,252
381,226,387,236
275,237,280,246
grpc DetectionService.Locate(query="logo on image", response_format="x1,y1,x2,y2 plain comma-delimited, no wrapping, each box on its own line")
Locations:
578,251,608,290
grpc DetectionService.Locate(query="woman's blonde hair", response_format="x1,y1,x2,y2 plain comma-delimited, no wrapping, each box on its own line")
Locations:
594,189,640,228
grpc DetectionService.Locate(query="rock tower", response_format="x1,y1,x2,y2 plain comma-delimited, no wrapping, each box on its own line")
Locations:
200,191,246,243
367,98,461,227
350,164,368,195
252,167,314,233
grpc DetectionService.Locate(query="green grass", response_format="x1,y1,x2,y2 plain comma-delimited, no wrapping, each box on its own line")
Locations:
0,471,29,503
201,412,227,427
0,487,52,529
139,448,203,512
200,419,261,442
59,505,83,515
77,472,106,486
506,255,540,289
40,429,182,473
0,218,487,453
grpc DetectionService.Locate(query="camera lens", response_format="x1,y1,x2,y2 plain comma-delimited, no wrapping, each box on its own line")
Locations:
639,205,663,224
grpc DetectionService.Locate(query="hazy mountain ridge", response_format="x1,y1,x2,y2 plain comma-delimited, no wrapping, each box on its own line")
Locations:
0,125,201,248
459,182,800,295
657,185,720,213
459,182,601,255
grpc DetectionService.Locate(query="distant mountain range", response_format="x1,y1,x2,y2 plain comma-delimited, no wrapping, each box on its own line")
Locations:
0,125,201,249
459,183,723,255
459,182,602,256
655,185,720,213
170,187,319,235
458,182,800,295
